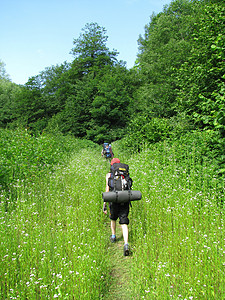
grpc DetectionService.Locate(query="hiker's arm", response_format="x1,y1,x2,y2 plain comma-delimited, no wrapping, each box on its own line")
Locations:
103,173,110,214
105,173,110,192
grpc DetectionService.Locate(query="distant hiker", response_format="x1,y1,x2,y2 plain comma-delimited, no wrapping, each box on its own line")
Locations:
103,157,131,256
101,143,114,159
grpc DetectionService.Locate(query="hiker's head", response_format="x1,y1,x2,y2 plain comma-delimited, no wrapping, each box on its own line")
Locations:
111,158,120,165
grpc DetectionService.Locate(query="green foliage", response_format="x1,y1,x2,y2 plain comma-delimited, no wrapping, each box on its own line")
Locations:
0,146,109,298
213,78,225,134
136,0,195,117
177,1,225,130
117,115,225,180
0,60,10,80
87,65,133,143
0,128,225,298
0,78,21,126
39,62,72,115
55,75,96,137
0,128,97,198
9,63,72,134
1,4,225,296
119,115,173,152
1,23,132,143
126,138,225,298
1,1,224,157
71,22,118,74
10,77,46,132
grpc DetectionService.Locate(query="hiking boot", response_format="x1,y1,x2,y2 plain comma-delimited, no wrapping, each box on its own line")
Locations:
124,244,129,256
110,235,116,243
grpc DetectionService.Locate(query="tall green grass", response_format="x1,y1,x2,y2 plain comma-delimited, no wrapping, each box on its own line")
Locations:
0,128,97,200
0,130,112,299
1,128,225,299
114,136,225,299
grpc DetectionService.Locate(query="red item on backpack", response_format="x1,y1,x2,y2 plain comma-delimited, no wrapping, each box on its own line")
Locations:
111,158,120,165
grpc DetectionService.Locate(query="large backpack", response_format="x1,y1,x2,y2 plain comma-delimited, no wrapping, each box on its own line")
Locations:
108,163,133,192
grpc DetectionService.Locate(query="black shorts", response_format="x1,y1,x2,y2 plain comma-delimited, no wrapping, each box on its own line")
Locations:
109,202,129,225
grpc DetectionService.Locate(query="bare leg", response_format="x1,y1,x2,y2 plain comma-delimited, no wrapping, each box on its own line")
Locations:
111,220,116,235
121,224,128,244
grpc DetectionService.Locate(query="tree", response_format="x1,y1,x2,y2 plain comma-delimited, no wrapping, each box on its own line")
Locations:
0,79,21,127
0,23,136,141
0,60,22,127
0,60,10,80
56,74,97,137
136,0,195,118
63,22,132,142
70,22,119,77
177,1,225,132
10,76,48,132
87,65,133,143
39,62,71,117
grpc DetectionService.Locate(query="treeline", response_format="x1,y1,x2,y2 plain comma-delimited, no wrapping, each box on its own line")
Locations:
0,1,224,149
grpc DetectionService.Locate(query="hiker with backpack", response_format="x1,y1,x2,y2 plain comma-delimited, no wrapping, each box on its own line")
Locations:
101,143,114,159
103,157,132,256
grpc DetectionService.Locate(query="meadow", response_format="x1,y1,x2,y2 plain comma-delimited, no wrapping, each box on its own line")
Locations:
1,128,225,299
121,141,225,299
0,129,111,299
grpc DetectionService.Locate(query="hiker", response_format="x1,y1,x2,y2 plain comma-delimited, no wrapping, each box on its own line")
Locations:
103,157,130,256
101,143,114,159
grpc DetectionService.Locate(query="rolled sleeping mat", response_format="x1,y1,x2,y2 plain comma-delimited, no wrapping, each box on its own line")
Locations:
102,190,142,203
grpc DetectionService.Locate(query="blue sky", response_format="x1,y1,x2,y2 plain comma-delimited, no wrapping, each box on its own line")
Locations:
1,0,171,85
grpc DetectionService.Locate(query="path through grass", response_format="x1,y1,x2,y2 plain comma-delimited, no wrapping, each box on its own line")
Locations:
103,223,134,300
0,143,137,299
1,137,225,299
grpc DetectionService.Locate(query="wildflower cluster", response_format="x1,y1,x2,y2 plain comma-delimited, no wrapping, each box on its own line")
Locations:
0,145,110,299
121,140,225,299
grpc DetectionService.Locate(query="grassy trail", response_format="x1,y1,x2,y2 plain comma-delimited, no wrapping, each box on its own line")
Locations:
103,223,135,300
2,139,224,298
100,156,136,299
